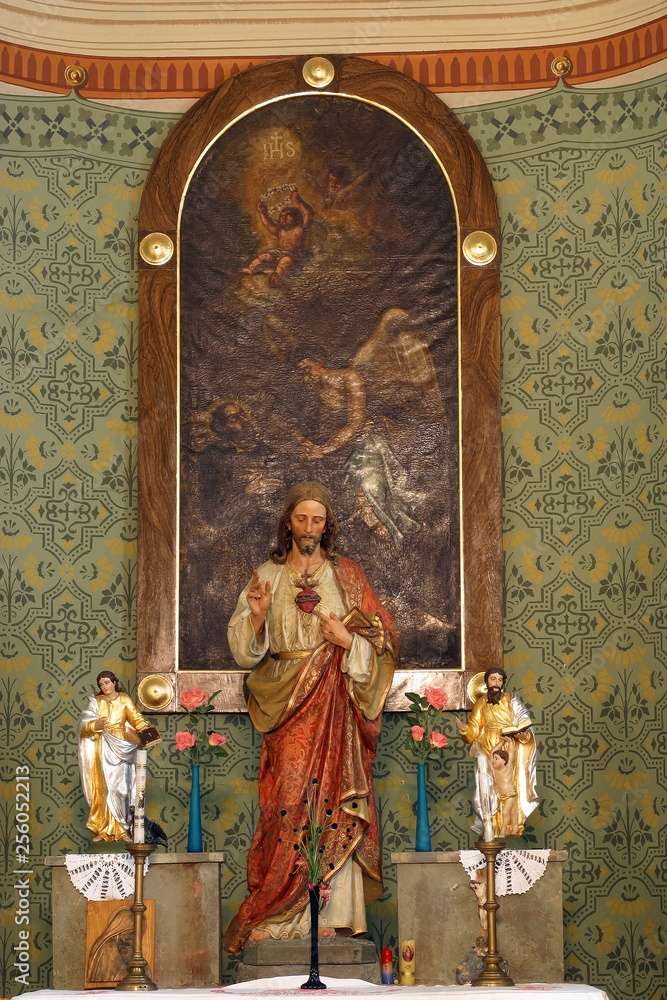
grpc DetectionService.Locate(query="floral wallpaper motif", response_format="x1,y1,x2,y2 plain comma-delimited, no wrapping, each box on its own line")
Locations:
1,77,666,999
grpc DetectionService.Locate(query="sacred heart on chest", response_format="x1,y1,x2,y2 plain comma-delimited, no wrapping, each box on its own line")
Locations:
295,571,321,614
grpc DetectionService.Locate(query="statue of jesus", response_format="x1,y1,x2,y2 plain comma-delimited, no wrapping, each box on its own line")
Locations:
223,481,397,954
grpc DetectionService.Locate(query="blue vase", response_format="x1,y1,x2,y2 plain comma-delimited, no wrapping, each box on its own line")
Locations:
415,762,432,851
187,763,203,852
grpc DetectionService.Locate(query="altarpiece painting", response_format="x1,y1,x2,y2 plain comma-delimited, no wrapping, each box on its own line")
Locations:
136,56,501,713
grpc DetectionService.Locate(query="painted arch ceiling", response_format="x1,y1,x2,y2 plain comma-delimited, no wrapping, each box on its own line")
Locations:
1,1,665,54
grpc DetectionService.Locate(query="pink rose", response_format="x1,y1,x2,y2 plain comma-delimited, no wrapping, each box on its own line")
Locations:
429,731,448,749
425,687,448,710
208,732,226,746
411,725,425,742
175,731,195,751
319,881,331,902
180,687,208,711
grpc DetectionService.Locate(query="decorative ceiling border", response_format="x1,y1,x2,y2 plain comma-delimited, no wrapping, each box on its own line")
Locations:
0,15,665,98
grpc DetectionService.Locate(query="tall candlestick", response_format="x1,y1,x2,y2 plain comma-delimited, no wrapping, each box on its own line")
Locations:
478,756,495,842
471,839,514,988
115,842,157,991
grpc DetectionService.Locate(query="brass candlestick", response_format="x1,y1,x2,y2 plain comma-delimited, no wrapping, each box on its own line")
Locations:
116,842,157,991
471,839,514,988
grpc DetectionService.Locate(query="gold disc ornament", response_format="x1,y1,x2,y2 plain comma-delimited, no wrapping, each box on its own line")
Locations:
137,674,173,711
551,55,573,79
302,57,335,89
139,232,174,266
64,64,88,89
462,231,498,266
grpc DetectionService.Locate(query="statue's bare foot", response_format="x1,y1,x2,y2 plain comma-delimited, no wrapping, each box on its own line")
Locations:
239,267,253,274
318,926,336,938
121,833,132,842
248,929,272,943
93,835,104,842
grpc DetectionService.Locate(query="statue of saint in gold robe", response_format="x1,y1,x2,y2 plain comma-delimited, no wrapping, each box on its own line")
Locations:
457,671,538,838
78,672,151,842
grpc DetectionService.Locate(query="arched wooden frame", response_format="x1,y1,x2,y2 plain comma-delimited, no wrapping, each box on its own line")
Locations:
137,55,500,713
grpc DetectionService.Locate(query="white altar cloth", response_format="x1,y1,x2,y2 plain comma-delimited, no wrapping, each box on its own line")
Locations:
20,973,609,999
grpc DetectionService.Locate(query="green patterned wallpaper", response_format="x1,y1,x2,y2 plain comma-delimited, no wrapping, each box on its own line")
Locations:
1,75,666,999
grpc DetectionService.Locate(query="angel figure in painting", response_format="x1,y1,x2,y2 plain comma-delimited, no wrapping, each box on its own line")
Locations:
296,356,420,546
78,671,155,842
295,308,445,546
306,164,374,228
456,668,538,839
306,165,355,209
240,188,314,286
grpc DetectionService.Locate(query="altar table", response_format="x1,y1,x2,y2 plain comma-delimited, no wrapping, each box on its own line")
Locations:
20,973,610,999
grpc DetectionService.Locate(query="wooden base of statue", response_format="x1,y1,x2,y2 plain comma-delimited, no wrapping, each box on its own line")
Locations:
116,843,158,991
470,840,514,988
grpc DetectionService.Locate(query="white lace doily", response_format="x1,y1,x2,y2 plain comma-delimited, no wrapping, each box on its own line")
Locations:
64,852,150,900
459,848,551,896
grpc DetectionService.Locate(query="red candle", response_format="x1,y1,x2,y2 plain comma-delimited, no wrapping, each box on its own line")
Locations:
381,946,393,984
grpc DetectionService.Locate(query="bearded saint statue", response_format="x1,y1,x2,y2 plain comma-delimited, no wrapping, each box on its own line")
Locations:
223,481,397,953
456,668,539,839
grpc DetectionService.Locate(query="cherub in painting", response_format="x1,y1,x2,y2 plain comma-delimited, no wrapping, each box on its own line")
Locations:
240,188,314,286
315,165,355,209
307,164,371,222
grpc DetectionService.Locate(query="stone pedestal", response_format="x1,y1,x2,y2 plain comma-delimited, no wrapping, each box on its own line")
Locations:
237,937,381,983
45,851,225,989
392,849,568,985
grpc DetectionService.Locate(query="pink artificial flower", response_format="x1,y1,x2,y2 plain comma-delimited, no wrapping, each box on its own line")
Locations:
208,732,226,746
319,881,331,903
180,687,208,711
175,731,196,751
428,731,448,749
411,725,425,742
425,687,448,710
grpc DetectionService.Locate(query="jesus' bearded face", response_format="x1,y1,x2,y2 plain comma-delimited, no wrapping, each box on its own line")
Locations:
287,500,327,556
